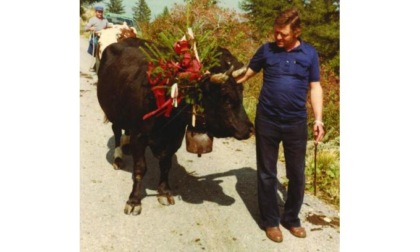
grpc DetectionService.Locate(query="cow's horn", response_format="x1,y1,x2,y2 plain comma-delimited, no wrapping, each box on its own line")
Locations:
226,65,235,75
210,73,228,84
131,27,137,34
209,65,234,84
232,66,247,78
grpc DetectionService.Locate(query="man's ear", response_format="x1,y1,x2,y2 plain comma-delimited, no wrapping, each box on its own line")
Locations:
295,28,302,38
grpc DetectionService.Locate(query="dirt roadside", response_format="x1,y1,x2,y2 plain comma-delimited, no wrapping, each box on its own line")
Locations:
79,36,340,252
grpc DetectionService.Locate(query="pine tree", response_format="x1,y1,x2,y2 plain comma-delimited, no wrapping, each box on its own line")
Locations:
300,0,340,74
106,0,125,14
239,0,308,37
133,0,151,23
155,6,170,20
162,6,169,17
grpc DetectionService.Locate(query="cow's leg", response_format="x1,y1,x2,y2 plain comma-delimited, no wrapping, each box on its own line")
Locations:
112,124,124,169
121,129,130,155
124,132,148,216
157,156,175,206
152,125,186,206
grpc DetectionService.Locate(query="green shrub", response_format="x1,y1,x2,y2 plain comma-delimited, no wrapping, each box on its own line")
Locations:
305,139,340,208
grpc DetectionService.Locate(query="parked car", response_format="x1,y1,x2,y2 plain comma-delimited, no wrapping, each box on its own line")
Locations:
104,12,140,34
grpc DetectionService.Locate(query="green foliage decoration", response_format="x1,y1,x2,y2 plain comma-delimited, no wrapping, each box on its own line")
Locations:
138,27,222,113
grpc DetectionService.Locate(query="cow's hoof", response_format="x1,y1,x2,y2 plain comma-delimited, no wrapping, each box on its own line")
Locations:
158,194,175,206
112,157,124,170
124,203,142,215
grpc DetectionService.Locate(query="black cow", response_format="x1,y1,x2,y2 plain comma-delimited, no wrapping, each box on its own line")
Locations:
97,37,253,215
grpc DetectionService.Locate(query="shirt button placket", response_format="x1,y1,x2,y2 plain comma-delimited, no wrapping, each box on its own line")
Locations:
284,59,290,72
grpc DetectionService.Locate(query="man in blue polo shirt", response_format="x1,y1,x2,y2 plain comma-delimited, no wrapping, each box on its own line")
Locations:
236,8,324,243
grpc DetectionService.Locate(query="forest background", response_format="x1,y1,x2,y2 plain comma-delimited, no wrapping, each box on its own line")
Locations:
80,0,340,207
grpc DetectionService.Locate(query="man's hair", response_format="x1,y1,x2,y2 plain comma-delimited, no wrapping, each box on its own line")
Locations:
274,8,301,33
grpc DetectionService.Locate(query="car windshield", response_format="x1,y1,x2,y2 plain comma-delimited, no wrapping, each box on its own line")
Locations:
105,13,139,31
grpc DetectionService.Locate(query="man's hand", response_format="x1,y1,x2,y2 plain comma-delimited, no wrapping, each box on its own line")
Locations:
235,67,256,84
313,121,325,144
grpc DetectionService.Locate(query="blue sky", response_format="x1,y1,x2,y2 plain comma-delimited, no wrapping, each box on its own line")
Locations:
97,0,244,19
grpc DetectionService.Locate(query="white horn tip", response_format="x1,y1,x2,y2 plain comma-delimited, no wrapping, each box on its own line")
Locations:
210,73,228,84
232,67,247,78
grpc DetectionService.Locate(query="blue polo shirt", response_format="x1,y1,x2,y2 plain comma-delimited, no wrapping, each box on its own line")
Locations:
249,40,320,119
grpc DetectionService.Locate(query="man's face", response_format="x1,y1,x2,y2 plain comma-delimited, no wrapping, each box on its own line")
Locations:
95,10,103,19
273,24,299,50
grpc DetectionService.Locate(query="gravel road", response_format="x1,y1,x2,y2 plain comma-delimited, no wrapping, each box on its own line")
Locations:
80,36,340,252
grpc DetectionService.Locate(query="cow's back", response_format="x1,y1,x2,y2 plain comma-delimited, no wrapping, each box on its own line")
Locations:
97,38,154,128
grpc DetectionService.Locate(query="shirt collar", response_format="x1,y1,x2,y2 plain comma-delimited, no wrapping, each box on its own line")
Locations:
291,39,314,57
270,38,307,53
290,38,304,52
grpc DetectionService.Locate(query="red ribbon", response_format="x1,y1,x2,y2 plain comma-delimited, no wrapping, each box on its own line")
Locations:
143,40,202,120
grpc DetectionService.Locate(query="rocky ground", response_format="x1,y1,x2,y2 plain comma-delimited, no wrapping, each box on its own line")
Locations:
80,36,340,252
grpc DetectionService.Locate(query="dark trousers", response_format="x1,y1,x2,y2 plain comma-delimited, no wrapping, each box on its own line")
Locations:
255,111,307,228
87,35,98,56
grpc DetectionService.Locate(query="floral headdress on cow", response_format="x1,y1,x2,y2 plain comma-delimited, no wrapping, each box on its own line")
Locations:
139,3,221,126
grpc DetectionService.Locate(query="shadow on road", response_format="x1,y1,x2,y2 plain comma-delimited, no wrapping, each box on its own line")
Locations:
105,136,287,228
228,167,288,229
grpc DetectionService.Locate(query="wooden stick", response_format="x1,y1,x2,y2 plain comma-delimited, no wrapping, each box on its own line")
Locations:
314,142,318,196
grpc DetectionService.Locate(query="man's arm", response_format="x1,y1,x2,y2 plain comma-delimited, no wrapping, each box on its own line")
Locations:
235,68,257,84
84,24,92,32
310,81,325,143
84,19,95,32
